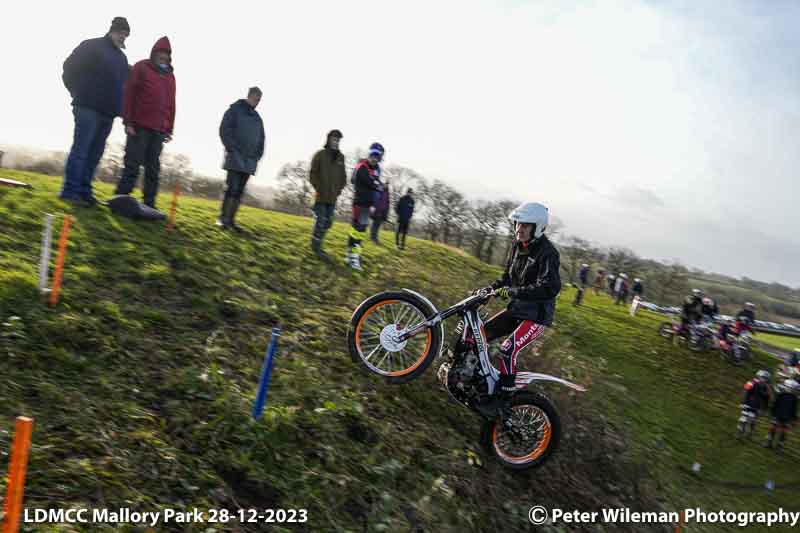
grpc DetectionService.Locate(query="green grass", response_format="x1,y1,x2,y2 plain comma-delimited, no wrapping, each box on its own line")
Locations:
1,170,798,533
758,332,800,352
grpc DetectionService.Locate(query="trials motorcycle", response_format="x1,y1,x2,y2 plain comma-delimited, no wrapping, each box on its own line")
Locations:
347,288,586,470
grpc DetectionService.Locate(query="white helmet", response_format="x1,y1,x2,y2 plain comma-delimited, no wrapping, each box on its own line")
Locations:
508,202,549,239
745,302,755,309
692,289,704,297
634,278,641,283
581,263,589,268
756,370,771,381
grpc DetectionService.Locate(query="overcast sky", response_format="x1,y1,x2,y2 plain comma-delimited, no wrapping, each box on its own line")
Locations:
1,0,798,286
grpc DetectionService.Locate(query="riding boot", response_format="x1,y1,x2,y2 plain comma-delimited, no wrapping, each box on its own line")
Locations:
216,196,233,229
228,197,244,232
311,231,330,262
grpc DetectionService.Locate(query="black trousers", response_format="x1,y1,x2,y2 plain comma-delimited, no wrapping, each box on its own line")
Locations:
396,220,410,246
224,170,250,200
115,128,165,207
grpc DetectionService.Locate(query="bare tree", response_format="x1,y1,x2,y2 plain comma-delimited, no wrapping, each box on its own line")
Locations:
605,246,642,276
273,161,313,215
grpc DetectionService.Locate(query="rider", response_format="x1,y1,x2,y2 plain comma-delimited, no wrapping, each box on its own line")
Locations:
347,142,384,270
700,296,719,323
743,370,771,421
736,302,756,323
765,379,799,450
680,289,704,331
472,202,561,417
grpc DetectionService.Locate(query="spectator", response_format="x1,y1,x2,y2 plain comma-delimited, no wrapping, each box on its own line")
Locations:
370,177,390,245
114,36,176,209
614,273,629,304
607,274,616,297
309,129,346,260
632,278,644,298
216,87,266,232
395,188,415,250
60,17,130,206
347,142,384,270
593,268,605,295
579,264,590,287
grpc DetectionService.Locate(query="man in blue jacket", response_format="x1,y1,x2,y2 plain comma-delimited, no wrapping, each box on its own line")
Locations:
395,188,415,249
217,87,266,232
60,17,131,206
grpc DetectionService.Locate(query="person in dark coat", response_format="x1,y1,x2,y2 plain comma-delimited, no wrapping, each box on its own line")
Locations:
632,278,644,297
467,202,560,419
369,178,390,245
216,87,266,231
395,188,415,249
579,264,590,287
114,36,177,209
60,17,130,205
309,129,346,260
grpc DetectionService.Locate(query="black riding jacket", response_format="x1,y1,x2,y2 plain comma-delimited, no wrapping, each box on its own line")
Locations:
491,235,561,325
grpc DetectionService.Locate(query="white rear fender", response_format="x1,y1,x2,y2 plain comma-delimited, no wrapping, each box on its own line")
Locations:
515,371,587,392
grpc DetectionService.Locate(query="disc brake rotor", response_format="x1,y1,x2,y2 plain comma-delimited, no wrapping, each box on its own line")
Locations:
379,324,408,352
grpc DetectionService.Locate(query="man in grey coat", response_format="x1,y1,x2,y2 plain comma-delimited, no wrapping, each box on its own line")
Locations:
217,87,266,231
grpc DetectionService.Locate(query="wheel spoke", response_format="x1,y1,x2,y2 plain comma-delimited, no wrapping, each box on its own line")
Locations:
364,343,382,361
376,348,391,368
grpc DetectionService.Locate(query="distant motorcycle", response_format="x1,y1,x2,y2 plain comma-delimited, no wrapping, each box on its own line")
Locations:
658,318,690,345
719,331,751,365
347,288,586,470
688,322,715,352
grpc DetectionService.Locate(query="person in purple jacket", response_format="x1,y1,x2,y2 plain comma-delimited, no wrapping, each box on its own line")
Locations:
369,177,390,245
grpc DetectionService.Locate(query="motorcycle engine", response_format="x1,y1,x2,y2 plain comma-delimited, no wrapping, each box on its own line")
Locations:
439,349,485,404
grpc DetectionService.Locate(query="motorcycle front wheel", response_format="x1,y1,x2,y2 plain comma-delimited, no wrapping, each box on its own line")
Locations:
347,291,443,384
481,391,561,471
658,322,674,339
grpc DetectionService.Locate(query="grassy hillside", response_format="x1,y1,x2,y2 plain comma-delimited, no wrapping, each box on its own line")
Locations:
758,332,800,353
1,171,798,532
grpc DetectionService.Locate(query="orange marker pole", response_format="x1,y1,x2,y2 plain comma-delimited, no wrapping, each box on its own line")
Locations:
48,215,72,307
2,417,34,533
166,182,181,232
674,511,685,533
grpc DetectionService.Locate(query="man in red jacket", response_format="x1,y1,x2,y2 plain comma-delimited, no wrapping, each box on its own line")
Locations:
114,36,176,209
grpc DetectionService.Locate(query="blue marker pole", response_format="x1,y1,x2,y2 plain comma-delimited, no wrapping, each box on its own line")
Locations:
252,327,281,420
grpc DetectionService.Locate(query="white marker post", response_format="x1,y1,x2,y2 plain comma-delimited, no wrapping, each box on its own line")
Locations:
38,213,54,293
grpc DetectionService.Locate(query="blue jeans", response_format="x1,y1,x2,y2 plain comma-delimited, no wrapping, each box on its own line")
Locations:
61,106,114,200
312,202,335,239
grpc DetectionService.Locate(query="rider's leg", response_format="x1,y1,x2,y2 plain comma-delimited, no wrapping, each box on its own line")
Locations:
491,318,547,394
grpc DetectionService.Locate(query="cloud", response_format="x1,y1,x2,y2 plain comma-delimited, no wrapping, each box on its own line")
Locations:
612,186,666,210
